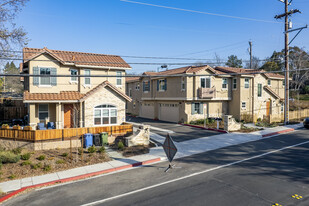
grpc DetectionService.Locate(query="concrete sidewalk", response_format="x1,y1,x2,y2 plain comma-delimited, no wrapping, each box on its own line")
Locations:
0,123,303,196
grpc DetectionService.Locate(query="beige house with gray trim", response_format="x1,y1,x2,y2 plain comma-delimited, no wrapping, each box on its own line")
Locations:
21,47,131,129
126,65,285,123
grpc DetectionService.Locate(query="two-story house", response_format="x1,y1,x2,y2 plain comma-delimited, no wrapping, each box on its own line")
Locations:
126,65,285,123
22,47,132,129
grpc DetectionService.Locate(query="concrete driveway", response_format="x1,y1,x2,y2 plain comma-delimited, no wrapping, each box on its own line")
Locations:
126,116,221,143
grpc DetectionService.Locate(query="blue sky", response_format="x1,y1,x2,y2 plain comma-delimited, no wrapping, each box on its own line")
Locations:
15,0,309,73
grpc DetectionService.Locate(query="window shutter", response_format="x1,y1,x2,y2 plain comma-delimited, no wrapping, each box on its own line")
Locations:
157,80,159,91
33,67,39,86
164,78,167,90
51,68,57,86
191,103,195,115
199,103,204,114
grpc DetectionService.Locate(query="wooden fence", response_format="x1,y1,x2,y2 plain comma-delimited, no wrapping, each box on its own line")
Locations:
0,124,133,142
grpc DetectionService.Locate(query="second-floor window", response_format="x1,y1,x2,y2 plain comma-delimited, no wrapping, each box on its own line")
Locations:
71,69,78,82
258,84,262,97
84,70,91,85
268,79,271,86
129,88,132,97
136,82,140,90
200,77,211,88
40,68,51,85
116,72,122,86
282,80,285,86
157,79,167,91
181,77,185,91
233,78,237,89
143,80,150,92
244,78,250,89
222,78,227,89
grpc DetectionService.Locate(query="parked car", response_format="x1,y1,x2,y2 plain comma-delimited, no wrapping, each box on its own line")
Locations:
304,118,309,129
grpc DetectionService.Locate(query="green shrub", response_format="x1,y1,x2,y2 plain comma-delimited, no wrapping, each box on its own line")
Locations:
61,153,68,157
87,146,96,153
37,155,46,161
257,118,262,122
118,141,124,150
0,162,2,170
8,174,16,179
98,146,105,153
31,162,42,170
0,151,20,164
12,148,22,154
43,164,52,172
78,148,83,155
21,153,31,160
21,160,32,166
56,159,65,164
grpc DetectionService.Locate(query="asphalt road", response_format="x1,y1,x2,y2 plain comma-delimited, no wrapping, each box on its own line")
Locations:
3,129,309,206
126,116,220,142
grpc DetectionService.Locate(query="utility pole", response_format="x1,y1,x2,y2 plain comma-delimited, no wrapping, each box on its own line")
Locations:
249,41,252,69
275,0,301,125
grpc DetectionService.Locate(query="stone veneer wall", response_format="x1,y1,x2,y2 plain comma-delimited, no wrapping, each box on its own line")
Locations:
83,86,126,127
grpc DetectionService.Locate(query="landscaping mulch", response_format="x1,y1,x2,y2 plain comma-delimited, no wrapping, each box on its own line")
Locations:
0,147,110,183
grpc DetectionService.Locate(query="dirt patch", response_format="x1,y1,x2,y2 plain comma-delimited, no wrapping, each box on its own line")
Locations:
231,126,263,133
0,147,110,183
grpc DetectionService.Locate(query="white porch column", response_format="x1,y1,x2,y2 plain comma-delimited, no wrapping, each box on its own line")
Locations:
29,103,37,130
79,102,83,128
56,103,62,129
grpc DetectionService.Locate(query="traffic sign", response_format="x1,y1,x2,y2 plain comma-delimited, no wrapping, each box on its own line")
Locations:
163,133,177,163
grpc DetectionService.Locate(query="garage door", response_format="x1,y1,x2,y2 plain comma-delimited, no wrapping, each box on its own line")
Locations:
139,103,154,119
159,103,179,123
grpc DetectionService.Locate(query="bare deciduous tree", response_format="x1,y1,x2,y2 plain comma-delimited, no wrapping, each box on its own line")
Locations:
0,0,29,57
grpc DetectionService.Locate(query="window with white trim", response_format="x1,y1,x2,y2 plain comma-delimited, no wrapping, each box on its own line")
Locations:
258,84,262,97
94,104,117,125
244,78,250,89
267,79,271,86
233,78,237,89
143,80,150,92
200,77,211,88
181,77,185,91
39,104,48,120
135,82,140,91
242,102,246,109
116,71,122,86
71,69,78,82
40,68,51,85
282,80,285,86
84,69,91,85
158,79,166,91
222,78,228,89
281,104,284,112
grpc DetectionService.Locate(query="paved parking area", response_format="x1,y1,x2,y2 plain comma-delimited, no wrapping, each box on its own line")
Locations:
126,116,221,143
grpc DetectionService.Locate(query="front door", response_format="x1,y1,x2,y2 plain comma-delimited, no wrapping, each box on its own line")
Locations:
266,101,270,116
64,104,73,128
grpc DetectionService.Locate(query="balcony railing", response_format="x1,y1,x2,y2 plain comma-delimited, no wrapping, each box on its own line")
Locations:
198,87,216,99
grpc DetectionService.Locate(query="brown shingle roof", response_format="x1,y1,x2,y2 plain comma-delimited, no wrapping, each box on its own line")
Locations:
125,77,140,83
215,66,285,79
23,47,131,68
264,85,281,99
24,91,84,101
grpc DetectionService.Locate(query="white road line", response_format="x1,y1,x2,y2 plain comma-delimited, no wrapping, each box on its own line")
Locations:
80,140,309,206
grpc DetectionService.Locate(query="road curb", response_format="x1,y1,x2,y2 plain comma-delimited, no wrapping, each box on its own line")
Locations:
0,157,162,203
180,124,228,133
262,128,295,138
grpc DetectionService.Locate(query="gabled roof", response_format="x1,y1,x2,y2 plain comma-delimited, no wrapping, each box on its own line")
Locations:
215,66,285,79
24,81,131,102
264,85,281,99
80,81,132,102
23,47,131,69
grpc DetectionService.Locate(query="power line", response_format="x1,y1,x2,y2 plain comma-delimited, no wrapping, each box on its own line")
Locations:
1,68,308,78
120,0,280,24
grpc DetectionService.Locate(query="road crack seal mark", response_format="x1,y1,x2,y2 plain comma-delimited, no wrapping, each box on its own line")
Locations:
292,194,303,200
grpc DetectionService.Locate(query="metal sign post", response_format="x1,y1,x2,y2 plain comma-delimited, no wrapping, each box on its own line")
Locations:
163,133,179,172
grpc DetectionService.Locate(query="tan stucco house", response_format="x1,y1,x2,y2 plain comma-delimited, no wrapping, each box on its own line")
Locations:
21,47,132,129
126,65,285,123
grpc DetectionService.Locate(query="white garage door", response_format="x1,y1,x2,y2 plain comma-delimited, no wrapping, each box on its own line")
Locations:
159,103,179,123
139,103,154,119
